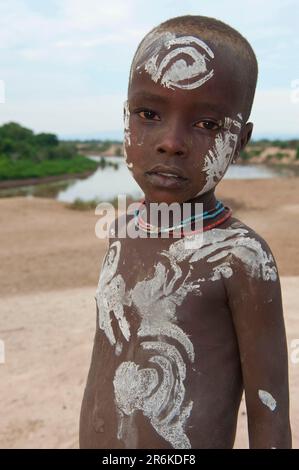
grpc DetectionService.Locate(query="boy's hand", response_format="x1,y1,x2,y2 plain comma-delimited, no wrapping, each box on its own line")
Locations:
225,234,292,449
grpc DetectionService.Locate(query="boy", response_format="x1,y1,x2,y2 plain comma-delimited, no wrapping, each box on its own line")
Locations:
80,15,291,449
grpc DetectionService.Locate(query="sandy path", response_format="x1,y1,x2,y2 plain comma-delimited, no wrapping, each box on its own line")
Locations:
0,287,95,448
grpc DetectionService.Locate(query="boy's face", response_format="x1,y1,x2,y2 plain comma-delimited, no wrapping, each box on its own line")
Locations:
125,31,252,204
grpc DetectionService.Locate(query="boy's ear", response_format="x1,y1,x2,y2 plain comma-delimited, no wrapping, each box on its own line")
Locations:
232,122,253,163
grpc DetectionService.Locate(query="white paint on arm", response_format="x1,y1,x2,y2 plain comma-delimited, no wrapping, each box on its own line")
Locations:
258,389,277,411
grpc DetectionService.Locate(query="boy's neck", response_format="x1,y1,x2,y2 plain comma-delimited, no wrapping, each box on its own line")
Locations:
143,190,217,212
141,190,218,230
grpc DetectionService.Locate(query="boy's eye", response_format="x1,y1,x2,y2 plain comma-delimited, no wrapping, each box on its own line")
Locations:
195,120,221,131
137,109,160,121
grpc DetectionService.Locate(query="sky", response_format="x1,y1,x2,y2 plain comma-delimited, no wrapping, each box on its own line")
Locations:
0,0,299,140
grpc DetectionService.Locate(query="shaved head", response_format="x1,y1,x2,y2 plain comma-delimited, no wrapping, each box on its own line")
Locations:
129,15,258,121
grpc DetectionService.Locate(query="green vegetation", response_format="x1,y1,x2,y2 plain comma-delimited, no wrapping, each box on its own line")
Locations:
98,157,119,170
272,152,288,160
73,139,123,154
67,197,101,211
0,122,98,181
239,139,299,163
240,148,262,161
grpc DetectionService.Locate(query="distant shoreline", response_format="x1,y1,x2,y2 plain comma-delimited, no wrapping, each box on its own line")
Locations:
0,170,95,190
1,160,298,191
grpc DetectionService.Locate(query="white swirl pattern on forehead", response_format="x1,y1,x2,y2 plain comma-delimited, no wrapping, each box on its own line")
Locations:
142,33,214,90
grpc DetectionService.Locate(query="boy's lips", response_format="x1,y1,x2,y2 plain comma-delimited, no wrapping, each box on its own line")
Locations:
145,164,189,189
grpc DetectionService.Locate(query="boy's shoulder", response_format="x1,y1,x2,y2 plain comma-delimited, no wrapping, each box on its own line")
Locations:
214,215,279,283
106,211,278,283
224,215,273,253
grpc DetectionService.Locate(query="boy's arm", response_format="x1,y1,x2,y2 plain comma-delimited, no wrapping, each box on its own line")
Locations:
224,236,292,449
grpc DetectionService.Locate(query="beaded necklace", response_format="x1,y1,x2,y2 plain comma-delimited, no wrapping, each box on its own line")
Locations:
134,199,232,237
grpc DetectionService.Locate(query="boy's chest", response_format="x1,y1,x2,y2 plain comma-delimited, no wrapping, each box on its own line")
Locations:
91,234,242,449
96,235,236,357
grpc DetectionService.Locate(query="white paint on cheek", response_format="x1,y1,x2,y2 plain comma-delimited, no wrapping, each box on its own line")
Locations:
123,100,133,170
124,100,131,146
232,119,242,130
196,128,238,196
196,112,244,197
144,34,214,91
258,389,277,411
237,112,243,121
224,116,242,131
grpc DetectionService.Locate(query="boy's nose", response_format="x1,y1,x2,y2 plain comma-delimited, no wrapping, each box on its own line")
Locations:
155,126,188,157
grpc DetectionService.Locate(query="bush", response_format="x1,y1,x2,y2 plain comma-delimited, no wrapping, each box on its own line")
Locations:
0,122,100,180
240,150,251,161
0,154,98,180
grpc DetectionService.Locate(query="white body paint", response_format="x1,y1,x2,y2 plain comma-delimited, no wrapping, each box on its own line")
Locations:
96,241,132,346
130,32,243,196
114,257,200,448
114,343,193,449
258,389,277,411
95,226,277,448
115,340,123,356
133,32,214,91
196,114,243,196
123,100,133,169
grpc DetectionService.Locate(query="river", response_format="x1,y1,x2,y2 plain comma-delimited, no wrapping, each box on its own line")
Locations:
0,156,297,202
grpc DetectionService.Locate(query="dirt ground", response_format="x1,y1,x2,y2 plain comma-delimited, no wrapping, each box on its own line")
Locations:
0,177,298,448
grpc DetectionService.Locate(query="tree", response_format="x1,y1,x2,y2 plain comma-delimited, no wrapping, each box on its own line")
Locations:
35,133,59,147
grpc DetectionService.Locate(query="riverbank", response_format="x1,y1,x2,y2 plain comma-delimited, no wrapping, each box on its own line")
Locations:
0,169,96,190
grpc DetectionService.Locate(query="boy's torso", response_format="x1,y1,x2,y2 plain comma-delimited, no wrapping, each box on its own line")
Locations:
80,216,247,449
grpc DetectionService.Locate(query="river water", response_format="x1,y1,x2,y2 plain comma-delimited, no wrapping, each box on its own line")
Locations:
0,156,297,202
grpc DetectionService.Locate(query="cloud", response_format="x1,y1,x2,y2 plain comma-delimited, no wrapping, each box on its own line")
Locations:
1,0,298,138
0,93,126,135
251,87,299,137
62,0,132,30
